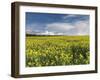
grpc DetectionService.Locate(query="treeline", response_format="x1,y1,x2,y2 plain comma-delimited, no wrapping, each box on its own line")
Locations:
26,34,64,37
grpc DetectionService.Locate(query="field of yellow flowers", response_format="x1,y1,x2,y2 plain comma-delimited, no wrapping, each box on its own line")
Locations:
26,36,90,67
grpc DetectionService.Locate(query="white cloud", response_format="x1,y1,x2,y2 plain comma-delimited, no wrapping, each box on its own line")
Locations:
46,20,89,35
40,31,64,35
63,14,78,19
26,27,33,34
26,23,43,34
46,23,74,33
75,20,89,35
41,31,55,35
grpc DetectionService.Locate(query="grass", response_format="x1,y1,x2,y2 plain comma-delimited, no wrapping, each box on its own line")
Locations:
26,35,90,67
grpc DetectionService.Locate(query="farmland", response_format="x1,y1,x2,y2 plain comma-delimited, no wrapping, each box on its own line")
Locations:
26,36,90,67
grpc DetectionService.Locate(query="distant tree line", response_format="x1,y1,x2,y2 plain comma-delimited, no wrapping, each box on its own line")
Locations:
26,34,64,37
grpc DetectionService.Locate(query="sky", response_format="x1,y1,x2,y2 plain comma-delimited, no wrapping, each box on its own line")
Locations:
25,12,90,35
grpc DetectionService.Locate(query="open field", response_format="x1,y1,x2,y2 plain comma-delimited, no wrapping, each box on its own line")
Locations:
26,36,90,67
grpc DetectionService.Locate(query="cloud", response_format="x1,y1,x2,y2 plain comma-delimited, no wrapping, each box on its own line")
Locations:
26,23,45,34
62,14,89,24
26,26,33,34
63,14,78,19
74,20,89,35
46,23,74,33
41,31,55,35
46,20,89,35
40,31,64,35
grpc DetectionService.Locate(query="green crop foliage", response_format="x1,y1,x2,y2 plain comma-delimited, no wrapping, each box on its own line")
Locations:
26,36,90,67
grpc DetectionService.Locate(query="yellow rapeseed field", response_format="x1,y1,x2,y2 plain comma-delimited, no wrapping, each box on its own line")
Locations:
26,36,90,67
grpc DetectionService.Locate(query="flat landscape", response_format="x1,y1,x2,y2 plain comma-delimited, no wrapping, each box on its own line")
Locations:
26,35,90,67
